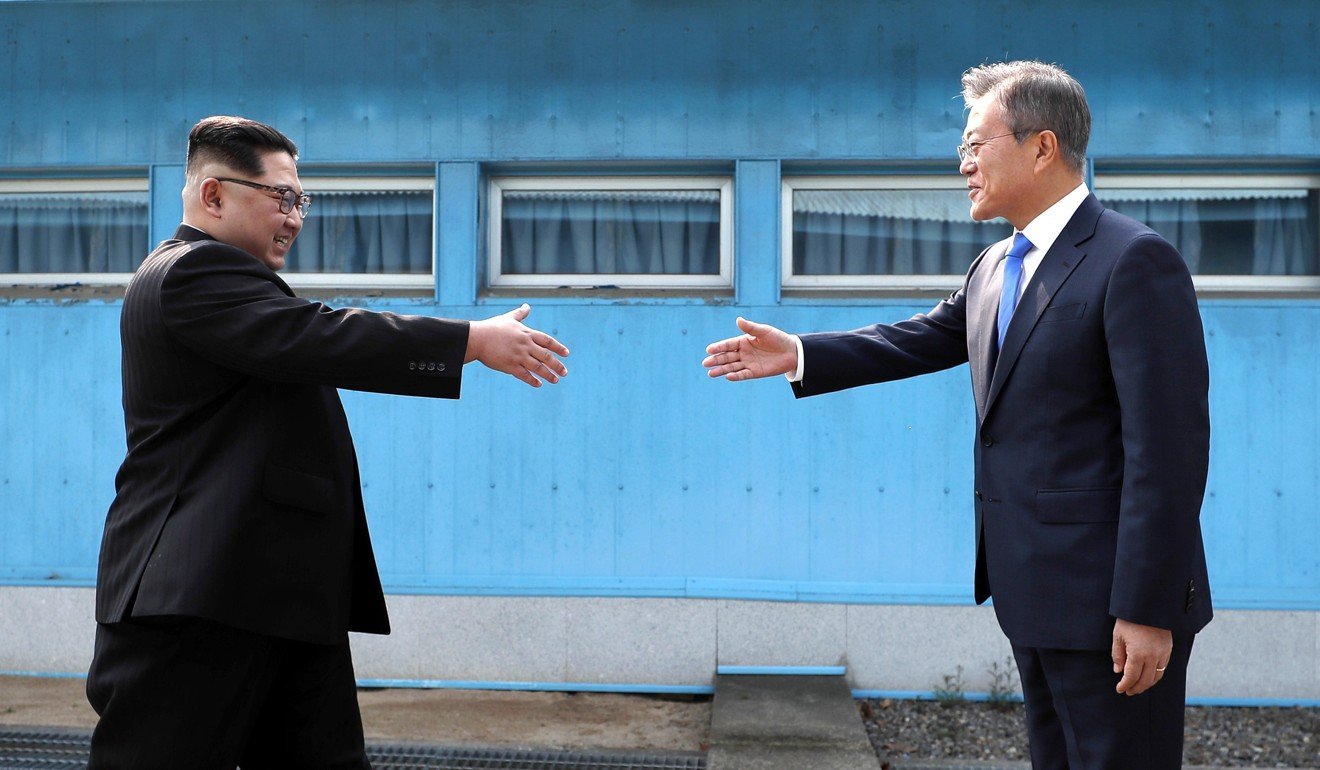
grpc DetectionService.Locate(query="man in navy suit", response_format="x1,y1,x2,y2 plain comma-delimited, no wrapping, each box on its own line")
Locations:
703,61,1211,769
88,116,570,768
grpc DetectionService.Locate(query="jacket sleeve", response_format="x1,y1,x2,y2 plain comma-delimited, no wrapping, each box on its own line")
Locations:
1104,233,1211,632
158,243,469,399
790,252,983,398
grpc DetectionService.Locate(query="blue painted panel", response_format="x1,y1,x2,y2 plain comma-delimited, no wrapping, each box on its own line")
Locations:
1198,301,1320,607
340,301,979,592
2,1,1317,167
735,160,780,305
436,162,479,305
149,165,185,247
1,297,1317,608
0,302,123,582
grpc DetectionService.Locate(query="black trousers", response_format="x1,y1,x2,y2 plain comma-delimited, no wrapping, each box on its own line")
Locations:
1011,636,1194,770
86,616,371,770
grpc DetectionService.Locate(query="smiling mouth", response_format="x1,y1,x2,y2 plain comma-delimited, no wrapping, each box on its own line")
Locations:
274,236,289,246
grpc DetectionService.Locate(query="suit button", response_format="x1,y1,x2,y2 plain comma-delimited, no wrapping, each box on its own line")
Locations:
981,435,995,447
427,362,437,371
436,362,446,372
409,361,417,370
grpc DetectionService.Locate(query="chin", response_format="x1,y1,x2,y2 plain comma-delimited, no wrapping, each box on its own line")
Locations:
968,201,1001,223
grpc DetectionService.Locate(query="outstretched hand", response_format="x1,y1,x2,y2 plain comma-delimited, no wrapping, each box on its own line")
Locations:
702,316,798,381
466,304,569,387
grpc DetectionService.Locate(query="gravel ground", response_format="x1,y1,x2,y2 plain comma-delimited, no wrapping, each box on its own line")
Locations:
860,698,1319,768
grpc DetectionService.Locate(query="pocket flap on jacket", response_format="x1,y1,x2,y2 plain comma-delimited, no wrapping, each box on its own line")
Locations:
1035,488,1121,523
263,463,336,516
1039,302,1086,323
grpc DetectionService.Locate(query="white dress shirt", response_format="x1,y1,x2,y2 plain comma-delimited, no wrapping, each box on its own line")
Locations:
787,183,1091,383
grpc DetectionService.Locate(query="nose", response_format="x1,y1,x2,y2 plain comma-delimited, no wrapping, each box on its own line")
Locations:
959,154,977,175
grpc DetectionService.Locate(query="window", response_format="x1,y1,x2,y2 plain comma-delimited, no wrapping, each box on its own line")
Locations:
488,176,733,290
0,179,149,282
282,177,435,290
1094,175,1319,291
782,176,1010,289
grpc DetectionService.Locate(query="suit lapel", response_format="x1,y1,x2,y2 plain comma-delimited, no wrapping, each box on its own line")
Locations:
983,195,1103,419
970,242,1006,420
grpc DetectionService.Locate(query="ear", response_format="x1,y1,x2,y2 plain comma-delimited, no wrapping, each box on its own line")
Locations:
1033,130,1060,173
198,177,225,219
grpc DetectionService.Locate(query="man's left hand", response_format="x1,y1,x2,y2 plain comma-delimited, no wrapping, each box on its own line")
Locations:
1112,618,1172,696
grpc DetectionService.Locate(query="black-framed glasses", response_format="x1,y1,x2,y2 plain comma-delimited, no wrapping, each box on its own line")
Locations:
956,130,1042,163
215,177,312,217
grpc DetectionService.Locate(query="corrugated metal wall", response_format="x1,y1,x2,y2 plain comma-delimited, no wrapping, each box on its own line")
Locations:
1,0,1317,612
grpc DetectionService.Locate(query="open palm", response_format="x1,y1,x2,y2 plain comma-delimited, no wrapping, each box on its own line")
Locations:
702,317,798,381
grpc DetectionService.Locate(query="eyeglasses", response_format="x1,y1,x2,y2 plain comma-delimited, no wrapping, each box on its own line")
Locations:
215,177,312,217
956,130,1041,163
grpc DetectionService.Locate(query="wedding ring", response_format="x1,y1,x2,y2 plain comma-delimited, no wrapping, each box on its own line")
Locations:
1155,666,1167,673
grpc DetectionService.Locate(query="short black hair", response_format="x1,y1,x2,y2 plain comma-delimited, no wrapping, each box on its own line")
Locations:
185,116,299,177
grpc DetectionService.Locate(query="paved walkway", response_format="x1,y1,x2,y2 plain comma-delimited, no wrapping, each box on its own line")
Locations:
0,674,1305,769
708,673,878,769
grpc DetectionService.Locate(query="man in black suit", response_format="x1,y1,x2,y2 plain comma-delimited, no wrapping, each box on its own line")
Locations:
703,61,1210,769
87,116,570,768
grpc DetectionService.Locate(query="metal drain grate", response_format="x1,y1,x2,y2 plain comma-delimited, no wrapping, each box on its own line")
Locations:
888,764,1029,770
0,727,706,770
0,727,90,769
368,745,705,769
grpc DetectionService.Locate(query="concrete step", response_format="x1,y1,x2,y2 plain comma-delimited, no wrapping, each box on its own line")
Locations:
707,674,879,770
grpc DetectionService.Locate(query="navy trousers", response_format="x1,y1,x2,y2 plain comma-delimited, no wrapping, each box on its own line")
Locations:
1012,636,1194,770
86,616,371,770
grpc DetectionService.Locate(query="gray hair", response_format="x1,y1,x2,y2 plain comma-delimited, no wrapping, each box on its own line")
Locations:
961,61,1090,173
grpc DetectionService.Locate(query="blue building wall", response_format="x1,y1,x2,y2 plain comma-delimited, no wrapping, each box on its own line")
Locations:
1,0,1317,611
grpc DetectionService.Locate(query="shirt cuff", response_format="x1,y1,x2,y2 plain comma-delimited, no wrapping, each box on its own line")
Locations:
785,335,805,383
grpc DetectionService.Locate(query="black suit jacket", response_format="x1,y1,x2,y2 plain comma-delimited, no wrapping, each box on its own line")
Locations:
793,195,1212,649
95,225,469,644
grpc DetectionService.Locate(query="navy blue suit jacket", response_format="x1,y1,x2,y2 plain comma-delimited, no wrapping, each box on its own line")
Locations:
792,194,1212,649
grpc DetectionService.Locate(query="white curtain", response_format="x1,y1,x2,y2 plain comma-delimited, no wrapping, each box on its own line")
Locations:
502,192,720,275
793,211,1009,275
284,191,432,274
1104,193,1315,276
0,196,147,272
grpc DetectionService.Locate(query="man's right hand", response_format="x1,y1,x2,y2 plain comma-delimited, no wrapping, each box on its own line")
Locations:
466,304,569,387
702,317,798,381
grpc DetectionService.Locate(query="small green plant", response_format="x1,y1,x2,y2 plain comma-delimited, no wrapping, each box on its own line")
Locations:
933,664,966,706
986,655,1019,710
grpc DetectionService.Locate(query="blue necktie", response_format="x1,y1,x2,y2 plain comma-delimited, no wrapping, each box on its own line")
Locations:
997,232,1034,351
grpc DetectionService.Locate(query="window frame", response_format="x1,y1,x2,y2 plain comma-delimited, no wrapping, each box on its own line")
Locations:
780,174,993,292
1092,173,1320,293
0,177,150,286
487,175,734,291
278,175,436,292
